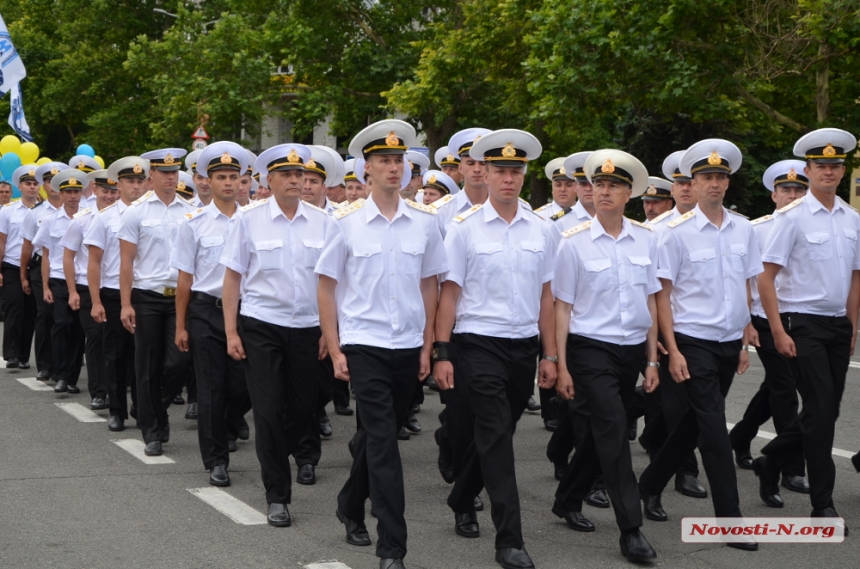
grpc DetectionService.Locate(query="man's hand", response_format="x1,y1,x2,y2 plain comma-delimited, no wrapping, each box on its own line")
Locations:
91,302,106,324
227,332,245,360
68,291,80,311
668,351,690,383
538,359,557,389
851,324,857,357
175,328,189,352
746,323,760,348
43,286,53,304
433,360,454,390
555,369,574,400
656,341,668,356
418,345,431,381
332,351,350,381
22,278,31,295
643,366,660,393
773,329,796,358
737,348,750,374
120,305,136,334
318,335,328,361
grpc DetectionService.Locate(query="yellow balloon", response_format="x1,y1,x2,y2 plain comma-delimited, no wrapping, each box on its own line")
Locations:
0,135,21,156
94,155,105,168
18,141,39,164
36,157,51,165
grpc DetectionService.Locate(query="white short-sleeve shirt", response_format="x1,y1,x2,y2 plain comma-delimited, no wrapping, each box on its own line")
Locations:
657,205,763,342
172,203,242,298
444,201,554,339
433,190,480,238
553,217,661,345
0,201,33,267
749,213,778,318
83,201,128,290
550,200,593,251
534,200,564,221
315,195,448,349
22,201,59,257
59,207,99,286
32,207,76,280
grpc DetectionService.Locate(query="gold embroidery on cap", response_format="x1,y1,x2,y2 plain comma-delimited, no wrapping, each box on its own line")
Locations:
50,167,59,175
787,168,797,181
287,149,300,164
646,186,656,195
429,174,437,184
165,153,175,165
823,144,836,157
220,153,232,164
28,169,36,177
559,167,566,175
707,151,721,165
446,154,455,162
77,160,86,169
601,159,615,173
107,178,116,185
385,131,399,146
502,143,516,158
306,158,316,169
177,182,186,191
133,163,143,174
69,177,77,185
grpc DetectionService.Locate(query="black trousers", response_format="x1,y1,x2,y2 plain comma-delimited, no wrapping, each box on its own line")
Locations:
761,313,851,510
102,288,136,419
730,315,804,476
240,316,319,504
442,341,477,479
639,333,741,518
332,376,350,408
1,262,35,362
77,286,107,399
293,355,334,467
132,289,190,443
188,297,249,470
30,263,53,373
337,344,420,560
447,333,538,551
555,335,643,531
48,279,84,386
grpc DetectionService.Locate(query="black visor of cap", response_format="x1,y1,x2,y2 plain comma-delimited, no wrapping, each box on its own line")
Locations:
690,157,731,175
592,165,633,185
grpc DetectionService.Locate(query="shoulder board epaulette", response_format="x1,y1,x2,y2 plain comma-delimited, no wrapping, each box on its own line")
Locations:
241,198,267,212
73,207,93,219
454,204,483,223
649,209,673,225
839,197,859,213
304,202,328,214
334,198,365,219
3,202,14,207
550,207,572,221
627,218,653,231
667,210,696,228
518,197,530,207
132,191,152,205
776,197,803,214
184,207,205,220
338,201,349,207
431,194,455,209
751,214,773,226
728,209,749,219
561,221,591,238
534,203,552,213
406,200,438,215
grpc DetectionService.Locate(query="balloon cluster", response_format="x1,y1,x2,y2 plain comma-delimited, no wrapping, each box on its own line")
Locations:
0,135,105,198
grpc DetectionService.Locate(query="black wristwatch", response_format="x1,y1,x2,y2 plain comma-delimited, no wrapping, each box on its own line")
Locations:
432,341,451,363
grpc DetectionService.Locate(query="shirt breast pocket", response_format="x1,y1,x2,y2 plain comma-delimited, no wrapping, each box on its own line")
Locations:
474,242,505,274
255,239,283,271
729,243,747,273
584,257,613,291
109,222,121,235
141,218,163,239
303,239,325,268
399,241,425,274
519,240,544,273
689,248,717,278
804,232,832,261
200,235,225,265
352,242,384,276
627,256,651,286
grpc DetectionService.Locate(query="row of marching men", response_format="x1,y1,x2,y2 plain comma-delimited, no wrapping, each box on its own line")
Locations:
2,121,857,569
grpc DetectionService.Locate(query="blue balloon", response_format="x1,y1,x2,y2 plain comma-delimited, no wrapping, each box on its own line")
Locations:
11,185,20,198
77,143,96,157
0,152,21,180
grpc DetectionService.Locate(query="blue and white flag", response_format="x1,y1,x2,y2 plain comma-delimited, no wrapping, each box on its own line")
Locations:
0,14,32,142
9,83,31,141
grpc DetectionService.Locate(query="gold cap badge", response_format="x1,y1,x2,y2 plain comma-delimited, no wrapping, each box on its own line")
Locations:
428,174,437,184
559,167,566,175
287,149,300,164
707,151,721,165
107,178,116,185
133,163,143,174
385,131,399,146
220,153,232,164
50,167,59,175
787,168,797,180
69,177,77,185
177,182,186,191
823,143,836,157
646,185,656,195
306,158,316,169
165,153,175,165
601,159,615,173
77,160,86,169
28,169,36,177
446,154,455,162
502,143,516,158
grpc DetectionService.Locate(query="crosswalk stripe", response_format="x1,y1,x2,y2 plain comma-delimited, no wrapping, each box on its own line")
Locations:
187,487,267,525
55,402,106,422
111,438,175,464
16,376,54,391
306,563,352,569
726,422,854,459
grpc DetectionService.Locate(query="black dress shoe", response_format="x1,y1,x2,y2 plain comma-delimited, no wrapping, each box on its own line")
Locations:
5,358,18,368
185,402,198,420
173,394,185,405
319,410,333,438
544,418,558,432
410,402,420,413
455,511,480,538
675,473,707,498
91,397,106,410
67,384,81,394
379,559,406,569
620,529,657,562
228,439,238,453
108,415,124,432
727,540,758,551
335,404,354,416
37,370,52,380
336,509,371,546
852,452,860,473
159,421,170,443
586,488,610,509
144,441,162,456
397,426,410,441
267,503,291,527
474,495,484,511
348,437,356,458
551,502,595,532
405,413,421,433
782,474,810,494
130,406,137,419
236,417,250,440
752,457,783,508
526,396,541,412
297,464,316,485
425,375,439,392
495,546,535,569
734,448,753,470
435,429,454,484
209,464,230,487
54,379,68,393
628,425,637,441
554,462,567,481
812,507,848,536
18,362,30,370
639,484,668,522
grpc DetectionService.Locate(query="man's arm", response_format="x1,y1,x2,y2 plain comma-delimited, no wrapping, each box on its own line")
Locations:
175,271,193,352
432,280,461,390
87,245,106,323
318,274,346,380
757,262,792,357
119,240,137,333
847,271,860,356
537,281,558,389
554,298,574,400
20,239,33,294
41,246,53,303
643,294,660,392
63,248,80,310
418,275,439,381
222,268,244,360
0,232,7,287
656,279,687,382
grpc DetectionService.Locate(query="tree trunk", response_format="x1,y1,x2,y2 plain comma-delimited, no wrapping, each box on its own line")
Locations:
529,119,548,207
816,42,830,123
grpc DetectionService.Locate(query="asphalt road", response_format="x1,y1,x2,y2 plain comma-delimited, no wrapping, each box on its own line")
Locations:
1,331,859,569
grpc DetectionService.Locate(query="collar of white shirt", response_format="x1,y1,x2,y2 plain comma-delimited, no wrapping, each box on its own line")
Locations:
363,193,413,224
481,198,528,225
267,196,311,221
589,216,633,242
804,191,845,215
693,204,736,231
145,192,188,208
203,201,238,220
572,200,593,220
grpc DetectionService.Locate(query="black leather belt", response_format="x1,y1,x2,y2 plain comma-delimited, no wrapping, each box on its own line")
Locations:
193,291,223,308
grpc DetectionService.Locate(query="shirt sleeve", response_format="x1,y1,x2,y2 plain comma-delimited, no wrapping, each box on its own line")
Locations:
0,206,10,236
540,223,555,284
32,217,50,250
440,222,467,287
646,231,662,295
314,219,346,281
853,215,860,271
744,224,764,279
220,216,251,276
21,209,37,242
760,212,795,267
83,213,107,250
420,216,448,279
656,227,681,282
117,206,141,245
551,236,578,305
60,218,84,252
170,218,197,274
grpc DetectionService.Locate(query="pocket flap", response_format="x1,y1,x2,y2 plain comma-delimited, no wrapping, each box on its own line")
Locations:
730,243,747,256
141,219,161,227
628,256,652,266
353,242,382,257
690,248,716,262
520,240,544,253
302,239,325,249
201,235,224,248
475,242,504,255
584,258,612,272
844,229,857,241
400,241,425,255
255,239,283,251
805,232,830,245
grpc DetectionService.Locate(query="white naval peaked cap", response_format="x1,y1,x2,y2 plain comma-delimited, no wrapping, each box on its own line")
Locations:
176,171,196,198
584,149,649,197
196,141,249,177
244,149,257,175
12,164,39,187
422,170,459,196
343,158,358,182
470,129,542,165
640,176,673,200
544,157,573,181
141,148,187,171
661,150,690,181
435,146,459,168
185,149,203,172
50,168,86,193
108,157,149,182
307,145,346,187
762,160,809,192
448,128,492,158
405,150,430,177
87,169,117,190
793,127,857,163
255,143,312,177
36,162,70,186
679,139,742,177
70,155,100,173
348,119,416,159
562,151,593,181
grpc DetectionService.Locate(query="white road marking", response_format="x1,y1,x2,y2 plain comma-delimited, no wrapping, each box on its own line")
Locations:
55,402,106,423
16,376,54,391
111,439,175,464
187,487,267,525
726,422,854,459
306,563,353,569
